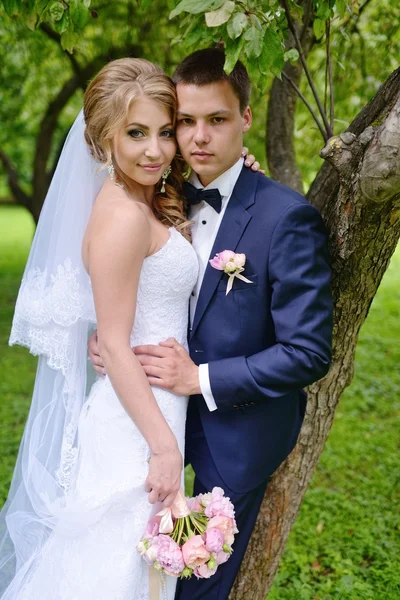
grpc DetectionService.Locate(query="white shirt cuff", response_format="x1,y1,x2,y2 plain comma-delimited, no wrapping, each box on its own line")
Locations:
198,363,217,412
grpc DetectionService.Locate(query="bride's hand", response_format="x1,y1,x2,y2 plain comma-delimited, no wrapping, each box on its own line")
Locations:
241,147,265,174
88,330,106,375
145,445,183,507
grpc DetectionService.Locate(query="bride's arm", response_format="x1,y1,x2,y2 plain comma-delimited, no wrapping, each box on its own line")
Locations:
87,201,182,507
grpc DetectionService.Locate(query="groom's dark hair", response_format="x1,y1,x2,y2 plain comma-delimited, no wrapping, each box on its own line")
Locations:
172,48,250,114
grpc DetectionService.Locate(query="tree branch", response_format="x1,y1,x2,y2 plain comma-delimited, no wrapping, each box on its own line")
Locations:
281,0,332,139
326,19,334,133
281,71,326,139
40,23,82,79
0,149,31,209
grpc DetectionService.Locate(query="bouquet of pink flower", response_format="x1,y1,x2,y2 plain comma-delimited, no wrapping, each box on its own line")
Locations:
137,487,238,579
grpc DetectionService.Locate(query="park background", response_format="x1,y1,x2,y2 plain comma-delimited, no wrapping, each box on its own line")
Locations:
0,1,399,598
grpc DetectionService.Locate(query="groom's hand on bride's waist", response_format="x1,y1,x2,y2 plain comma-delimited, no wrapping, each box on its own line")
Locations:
134,338,201,396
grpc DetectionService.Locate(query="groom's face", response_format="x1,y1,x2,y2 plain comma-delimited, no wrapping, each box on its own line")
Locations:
176,81,252,187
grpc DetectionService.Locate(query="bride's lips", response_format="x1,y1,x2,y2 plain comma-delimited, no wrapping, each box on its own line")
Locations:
140,164,162,172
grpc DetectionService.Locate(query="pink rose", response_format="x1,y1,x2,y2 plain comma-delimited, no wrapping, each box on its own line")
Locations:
195,561,218,579
207,515,236,546
234,253,246,268
187,496,203,513
204,487,235,520
205,528,224,553
209,250,235,270
182,535,210,570
156,534,184,576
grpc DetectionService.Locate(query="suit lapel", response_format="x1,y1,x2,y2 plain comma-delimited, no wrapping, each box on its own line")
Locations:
190,167,257,340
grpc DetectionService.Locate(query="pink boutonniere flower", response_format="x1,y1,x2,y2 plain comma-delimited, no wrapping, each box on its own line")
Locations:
209,250,252,295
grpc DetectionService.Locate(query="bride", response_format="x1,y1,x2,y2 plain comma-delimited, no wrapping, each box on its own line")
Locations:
0,58,198,600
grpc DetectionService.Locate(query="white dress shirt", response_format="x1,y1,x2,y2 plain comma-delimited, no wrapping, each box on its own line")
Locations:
189,157,244,411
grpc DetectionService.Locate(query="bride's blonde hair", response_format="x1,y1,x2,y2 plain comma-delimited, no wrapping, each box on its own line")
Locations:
83,58,190,238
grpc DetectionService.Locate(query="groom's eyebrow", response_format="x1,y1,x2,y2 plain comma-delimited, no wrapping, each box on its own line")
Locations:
176,110,232,118
126,122,173,129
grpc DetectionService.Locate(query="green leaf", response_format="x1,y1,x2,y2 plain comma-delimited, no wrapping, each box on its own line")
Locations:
169,0,225,19
224,35,245,74
335,0,347,18
284,48,299,64
259,28,284,77
313,18,325,40
227,12,248,39
49,1,65,22
69,0,89,29
205,0,235,27
60,30,80,52
53,9,70,34
2,0,19,17
244,25,264,59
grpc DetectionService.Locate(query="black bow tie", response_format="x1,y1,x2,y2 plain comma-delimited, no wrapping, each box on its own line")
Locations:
183,182,222,214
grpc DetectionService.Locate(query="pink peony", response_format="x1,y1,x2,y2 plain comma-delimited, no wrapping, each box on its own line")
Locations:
187,496,203,513
209,250,236,270
207,515,236,546
182,535,210,570
195,561,218,579
205,528,224,553
204,487,235,520
156,534,185,576
215,550,230,565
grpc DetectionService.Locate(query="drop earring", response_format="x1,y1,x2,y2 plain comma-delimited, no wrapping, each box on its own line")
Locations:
108,162,124,189
160,166,172,193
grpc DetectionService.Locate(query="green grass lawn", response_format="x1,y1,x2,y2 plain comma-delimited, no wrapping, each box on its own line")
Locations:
0,206,399,599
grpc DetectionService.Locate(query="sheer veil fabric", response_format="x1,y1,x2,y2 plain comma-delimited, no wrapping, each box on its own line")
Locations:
0,111,107,593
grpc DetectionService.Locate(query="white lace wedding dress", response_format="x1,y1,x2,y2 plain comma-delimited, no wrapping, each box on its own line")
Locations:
7,227,198,600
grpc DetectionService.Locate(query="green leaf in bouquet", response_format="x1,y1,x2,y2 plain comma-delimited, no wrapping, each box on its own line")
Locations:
181,567,193,578
244,25,264,59
170,0,225,20
227,12,249,39
49,1,65,22
205,0,235,27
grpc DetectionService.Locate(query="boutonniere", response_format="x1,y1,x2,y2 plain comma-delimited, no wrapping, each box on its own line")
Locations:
209,250,252,295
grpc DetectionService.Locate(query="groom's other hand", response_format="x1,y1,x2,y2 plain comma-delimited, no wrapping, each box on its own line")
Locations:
134,338,201,396
88,330,107,376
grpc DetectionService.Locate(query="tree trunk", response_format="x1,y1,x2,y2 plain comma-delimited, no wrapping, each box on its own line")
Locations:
230,69,400,599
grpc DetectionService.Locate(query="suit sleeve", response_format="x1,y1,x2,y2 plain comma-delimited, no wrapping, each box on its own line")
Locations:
208,202,333,412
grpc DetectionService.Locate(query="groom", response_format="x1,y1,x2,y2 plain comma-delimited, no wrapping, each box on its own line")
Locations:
90,48,333,598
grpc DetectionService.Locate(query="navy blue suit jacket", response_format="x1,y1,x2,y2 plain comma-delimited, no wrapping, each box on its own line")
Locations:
187,166,333,494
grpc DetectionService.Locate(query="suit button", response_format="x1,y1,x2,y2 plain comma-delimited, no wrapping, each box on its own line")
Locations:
233,405,239,409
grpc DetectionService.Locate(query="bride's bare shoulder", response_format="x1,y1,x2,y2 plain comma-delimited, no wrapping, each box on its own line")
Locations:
93,182,149,231
83,183,151,263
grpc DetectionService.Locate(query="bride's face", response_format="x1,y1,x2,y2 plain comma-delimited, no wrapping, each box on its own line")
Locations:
112,96,176,187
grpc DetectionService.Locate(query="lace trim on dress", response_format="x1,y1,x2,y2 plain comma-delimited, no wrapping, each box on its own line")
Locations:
9,258,96,377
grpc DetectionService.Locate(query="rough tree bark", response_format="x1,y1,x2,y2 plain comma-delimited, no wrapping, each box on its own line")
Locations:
230,69,400,599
